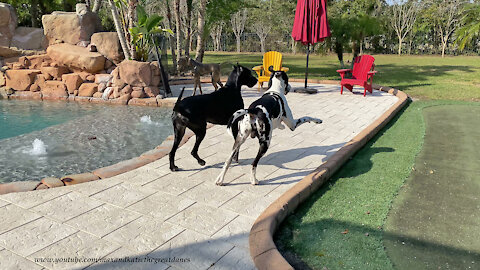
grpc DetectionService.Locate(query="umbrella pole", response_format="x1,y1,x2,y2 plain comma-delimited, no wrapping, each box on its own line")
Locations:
305,44,310,89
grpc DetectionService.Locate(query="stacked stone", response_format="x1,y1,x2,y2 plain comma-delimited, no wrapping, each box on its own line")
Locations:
109,60,165,106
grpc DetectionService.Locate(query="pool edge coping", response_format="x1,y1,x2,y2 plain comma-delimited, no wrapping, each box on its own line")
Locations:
248,83,409,270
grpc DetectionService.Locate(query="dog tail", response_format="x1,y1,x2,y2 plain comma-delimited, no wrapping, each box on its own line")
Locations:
175,87,185,106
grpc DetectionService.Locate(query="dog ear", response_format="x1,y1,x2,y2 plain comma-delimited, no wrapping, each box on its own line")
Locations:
268,65,274,73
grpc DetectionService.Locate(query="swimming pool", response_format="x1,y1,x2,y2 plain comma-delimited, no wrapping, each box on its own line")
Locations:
0,100,172,183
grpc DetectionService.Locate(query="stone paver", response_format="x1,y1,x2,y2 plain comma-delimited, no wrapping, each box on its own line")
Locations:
66,204,141,238
0,249,43,270
0,188,70,209
0,217,77,257
209,246,256,270
86,247,170,270
151,229,234,270
168,203,238,236
28,231,120,269
91,183,156,208
0,199,9,208
127,191,195,220
0,204,41,234
0,83,398,269
31,192,103,222
103,216,184,253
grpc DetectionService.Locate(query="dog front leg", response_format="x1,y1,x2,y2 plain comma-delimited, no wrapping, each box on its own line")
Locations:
282,105,322,131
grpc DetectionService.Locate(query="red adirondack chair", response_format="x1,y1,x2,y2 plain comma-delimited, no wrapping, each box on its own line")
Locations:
336,55,377,96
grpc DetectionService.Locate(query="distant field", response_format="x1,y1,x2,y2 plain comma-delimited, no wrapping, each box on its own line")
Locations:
200,52,480,101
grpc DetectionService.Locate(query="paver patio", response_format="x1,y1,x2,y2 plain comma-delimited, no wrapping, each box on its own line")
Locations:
0,82,398,270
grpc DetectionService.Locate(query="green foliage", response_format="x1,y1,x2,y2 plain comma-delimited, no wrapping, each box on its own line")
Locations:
129,5,173,61
4,0,76,27
455,3,480,51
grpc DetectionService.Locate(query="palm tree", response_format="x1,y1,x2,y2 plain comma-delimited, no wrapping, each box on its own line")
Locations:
455,3,480,51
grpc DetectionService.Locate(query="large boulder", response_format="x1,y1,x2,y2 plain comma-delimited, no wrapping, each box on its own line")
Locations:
62,73,83,93
47,43,105,73
118,60,151,86
0,3,17,47
90,32,124,64
78,83,98,97
5,70,41,91
40,66,70,80
0,46,21,58
41,80,68,98
11,27,46,50
26,54,51,69
41,4,100,45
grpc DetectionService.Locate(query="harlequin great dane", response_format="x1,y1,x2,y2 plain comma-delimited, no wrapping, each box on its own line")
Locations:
215,67,323,185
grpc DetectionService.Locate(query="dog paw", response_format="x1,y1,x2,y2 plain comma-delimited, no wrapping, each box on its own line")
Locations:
215,177,224,186
251,179,259,185
313,119,323,124
198,159,206,166
170,165,180,172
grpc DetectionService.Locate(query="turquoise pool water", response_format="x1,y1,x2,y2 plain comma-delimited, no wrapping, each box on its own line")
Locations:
0,100,93,140
0,100,172,183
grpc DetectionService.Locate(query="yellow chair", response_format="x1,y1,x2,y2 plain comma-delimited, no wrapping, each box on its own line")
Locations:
252,51,289,90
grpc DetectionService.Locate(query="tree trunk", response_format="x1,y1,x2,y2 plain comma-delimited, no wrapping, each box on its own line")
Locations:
335,41,344,68
195,0,207,62
31,0,39,27
108,0,131,60
127,0,138,60
236,36,241,53
92,0,101,13
184,0,193,57
291,37,296,55
165,0,177,73
260,38,265,53
174,0,183,66
441,42,446,58
398,37,403,55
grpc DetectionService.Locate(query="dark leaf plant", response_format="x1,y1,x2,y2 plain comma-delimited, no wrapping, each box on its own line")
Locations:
129,5,173,61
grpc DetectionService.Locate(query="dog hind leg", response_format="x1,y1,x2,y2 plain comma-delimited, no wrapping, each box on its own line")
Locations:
169,117,187,171
216,133,249,185
251,140,269,185
190,124,207,166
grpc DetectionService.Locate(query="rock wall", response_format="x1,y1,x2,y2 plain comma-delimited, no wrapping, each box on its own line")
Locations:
0,3,17,47
1,50,165,105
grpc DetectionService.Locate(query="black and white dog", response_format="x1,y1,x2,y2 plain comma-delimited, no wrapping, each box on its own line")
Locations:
169,65,258,171
215,67,323,185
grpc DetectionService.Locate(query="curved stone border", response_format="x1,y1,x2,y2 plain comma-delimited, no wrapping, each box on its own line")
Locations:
248,84,409,270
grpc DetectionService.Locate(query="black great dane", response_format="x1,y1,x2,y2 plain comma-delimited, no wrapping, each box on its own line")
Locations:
169,65,258,171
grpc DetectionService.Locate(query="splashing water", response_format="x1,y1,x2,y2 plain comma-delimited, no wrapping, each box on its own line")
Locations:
24,139,47,156
140,115,153,124
140,115,165,126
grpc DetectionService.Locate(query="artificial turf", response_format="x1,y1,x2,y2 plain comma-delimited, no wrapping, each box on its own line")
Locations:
383,104,480,270
274,101,479,270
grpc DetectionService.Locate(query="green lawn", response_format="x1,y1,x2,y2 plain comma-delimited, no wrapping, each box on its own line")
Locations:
203,52,480,101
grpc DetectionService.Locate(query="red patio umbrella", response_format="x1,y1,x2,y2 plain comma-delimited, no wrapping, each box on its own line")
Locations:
292,0,331,92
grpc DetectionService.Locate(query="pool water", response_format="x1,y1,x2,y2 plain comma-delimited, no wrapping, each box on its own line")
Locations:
0,100,172,183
